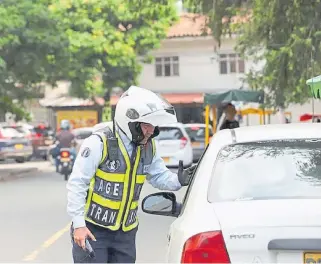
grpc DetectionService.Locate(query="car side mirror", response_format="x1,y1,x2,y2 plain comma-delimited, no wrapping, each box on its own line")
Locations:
142,192,181,217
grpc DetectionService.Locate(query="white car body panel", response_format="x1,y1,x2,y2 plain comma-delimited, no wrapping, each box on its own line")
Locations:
155,123,193,167
154,123,321,263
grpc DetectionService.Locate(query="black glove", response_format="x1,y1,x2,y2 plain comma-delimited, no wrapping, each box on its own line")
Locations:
178,164,197,186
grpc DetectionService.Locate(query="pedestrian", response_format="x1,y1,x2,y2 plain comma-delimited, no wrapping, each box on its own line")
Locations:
67,86,196,263
219,103,240,130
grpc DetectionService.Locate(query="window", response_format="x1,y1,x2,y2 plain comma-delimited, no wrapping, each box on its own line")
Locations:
185,126,213,142
155,56,179,77
155,127,183,140
219,53,245,74
208,139,321,202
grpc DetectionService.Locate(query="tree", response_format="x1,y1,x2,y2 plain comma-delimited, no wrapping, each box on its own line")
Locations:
0,0,70,121
185,0,321,117
50,0,178,121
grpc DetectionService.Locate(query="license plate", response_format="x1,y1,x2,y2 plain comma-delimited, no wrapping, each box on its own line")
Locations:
60,158,70,162
304,252,321,263
15,144,23,150
192,142,200,147
162,157,170,162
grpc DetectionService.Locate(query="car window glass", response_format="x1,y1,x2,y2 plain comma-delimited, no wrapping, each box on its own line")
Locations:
155,127,183,140
185,127,213,140
1,127,21,137
179,144,209,216
208,139,321,202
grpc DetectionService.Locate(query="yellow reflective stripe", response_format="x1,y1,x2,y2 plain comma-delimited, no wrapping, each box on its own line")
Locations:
84,218,121,230
136,174,146,184
152,139,156,157
96,169,125,182
130,201,139,209
91,193,121,210
122,147,141,231
84,177,95,215
116,133,131,225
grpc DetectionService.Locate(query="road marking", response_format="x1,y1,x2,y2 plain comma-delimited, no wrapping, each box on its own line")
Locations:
22,222,71,262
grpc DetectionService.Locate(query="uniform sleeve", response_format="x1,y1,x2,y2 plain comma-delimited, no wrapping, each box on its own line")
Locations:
146,143,182,191
66,134,103,228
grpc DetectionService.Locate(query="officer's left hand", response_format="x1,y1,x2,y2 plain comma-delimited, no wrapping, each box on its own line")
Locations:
178,164,197,186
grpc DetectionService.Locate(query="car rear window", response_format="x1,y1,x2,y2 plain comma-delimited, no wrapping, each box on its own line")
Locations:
0,127,22,137
155,127,183,140
208,139,321,202
185,126,213,141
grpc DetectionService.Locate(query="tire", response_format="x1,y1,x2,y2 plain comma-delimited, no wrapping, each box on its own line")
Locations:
64,173,69,181
15,157,25,163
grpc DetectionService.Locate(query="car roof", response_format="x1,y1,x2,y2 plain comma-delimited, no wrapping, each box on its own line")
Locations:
231,123,321,143
184,123,212,128
159,122,185,128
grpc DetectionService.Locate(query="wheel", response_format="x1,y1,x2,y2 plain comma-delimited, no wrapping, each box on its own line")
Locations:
15,157,25,163
64,173,69,181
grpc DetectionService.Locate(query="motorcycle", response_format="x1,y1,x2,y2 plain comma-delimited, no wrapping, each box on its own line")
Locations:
58,148,74,181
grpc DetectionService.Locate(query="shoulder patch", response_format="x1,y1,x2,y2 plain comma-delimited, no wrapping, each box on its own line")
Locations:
81,147,91,157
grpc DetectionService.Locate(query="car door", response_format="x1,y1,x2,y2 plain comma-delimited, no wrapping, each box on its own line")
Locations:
166,144,210,261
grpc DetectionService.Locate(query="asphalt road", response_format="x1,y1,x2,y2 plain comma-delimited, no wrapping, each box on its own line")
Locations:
0,160,188,263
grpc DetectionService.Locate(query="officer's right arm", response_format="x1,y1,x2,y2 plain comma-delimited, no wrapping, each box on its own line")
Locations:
66,134,103,228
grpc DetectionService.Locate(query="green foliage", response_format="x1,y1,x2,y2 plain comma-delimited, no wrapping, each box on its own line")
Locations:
185,0,321,108
50,0,178,100
0,0,70,120
0,0,177,121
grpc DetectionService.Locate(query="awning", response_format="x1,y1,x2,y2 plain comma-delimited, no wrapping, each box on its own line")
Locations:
204,89,264,105
110,93,203,106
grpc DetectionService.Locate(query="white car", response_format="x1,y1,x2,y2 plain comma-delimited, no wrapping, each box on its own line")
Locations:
142,123,321,263
154,123,193,168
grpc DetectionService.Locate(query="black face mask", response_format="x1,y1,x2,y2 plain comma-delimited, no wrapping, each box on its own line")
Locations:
128,122,160,145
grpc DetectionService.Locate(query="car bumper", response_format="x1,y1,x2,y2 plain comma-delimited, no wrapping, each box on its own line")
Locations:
0,147,33,159
161,148,193,168
34,146,50,156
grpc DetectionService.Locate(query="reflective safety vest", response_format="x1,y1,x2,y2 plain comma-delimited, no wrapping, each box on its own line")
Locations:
84,129,155,232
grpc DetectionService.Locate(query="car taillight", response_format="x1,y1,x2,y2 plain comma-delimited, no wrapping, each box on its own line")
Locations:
61,151,70,158
180,137,188,149
181,231,230,263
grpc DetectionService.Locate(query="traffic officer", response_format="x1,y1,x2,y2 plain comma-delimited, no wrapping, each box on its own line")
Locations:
67,86,195,263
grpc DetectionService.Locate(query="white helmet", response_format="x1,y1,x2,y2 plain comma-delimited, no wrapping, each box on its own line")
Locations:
114,86,177,144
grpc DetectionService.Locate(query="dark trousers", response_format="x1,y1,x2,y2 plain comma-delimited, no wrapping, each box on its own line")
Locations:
70,222,138,263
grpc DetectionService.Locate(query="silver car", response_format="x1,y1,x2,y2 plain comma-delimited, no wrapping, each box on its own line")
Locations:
0,125,33,163
184,123,213,162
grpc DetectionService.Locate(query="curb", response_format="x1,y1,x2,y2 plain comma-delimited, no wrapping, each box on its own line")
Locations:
0,168,39,182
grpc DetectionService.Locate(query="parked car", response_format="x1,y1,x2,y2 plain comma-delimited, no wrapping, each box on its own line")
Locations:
0,124,33,163
184,123,214,162
142,123,321,263
154,123,193,168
